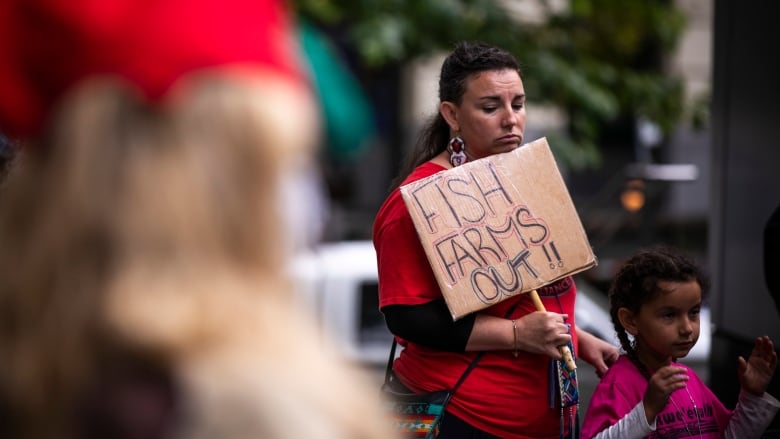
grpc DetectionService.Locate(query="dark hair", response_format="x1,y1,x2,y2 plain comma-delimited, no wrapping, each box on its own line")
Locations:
390,41,521,190
608,245,710,379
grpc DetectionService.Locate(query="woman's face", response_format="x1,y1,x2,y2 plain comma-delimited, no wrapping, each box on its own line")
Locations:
440,69,526,161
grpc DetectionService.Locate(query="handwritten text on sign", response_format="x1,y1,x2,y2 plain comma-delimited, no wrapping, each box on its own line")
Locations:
400,137,596,320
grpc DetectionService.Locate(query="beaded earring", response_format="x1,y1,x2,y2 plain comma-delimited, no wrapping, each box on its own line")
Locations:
447,135,467,167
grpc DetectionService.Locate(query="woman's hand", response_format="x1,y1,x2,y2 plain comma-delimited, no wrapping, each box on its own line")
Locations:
576,327,619,378
512,311,572,359
643,365,688,424
738,335,777,396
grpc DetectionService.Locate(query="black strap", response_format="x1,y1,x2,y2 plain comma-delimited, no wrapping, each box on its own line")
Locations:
383,337,399,385
383,300,521,393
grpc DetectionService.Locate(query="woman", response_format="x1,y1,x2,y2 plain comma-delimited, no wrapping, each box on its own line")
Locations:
373,41,619,438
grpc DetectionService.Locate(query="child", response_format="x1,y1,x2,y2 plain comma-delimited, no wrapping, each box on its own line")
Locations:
582,245,779,438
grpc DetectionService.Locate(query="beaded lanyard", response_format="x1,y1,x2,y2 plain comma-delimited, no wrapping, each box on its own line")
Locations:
548,294,579,439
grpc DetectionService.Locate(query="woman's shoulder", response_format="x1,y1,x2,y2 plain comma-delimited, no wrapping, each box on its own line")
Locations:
375,161,447,231
403,161,447,185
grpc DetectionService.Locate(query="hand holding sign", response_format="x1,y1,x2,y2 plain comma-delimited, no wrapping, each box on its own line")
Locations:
529,289,577,371
400,137,594,371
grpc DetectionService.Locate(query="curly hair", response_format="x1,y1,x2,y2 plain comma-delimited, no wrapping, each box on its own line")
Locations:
608,245,710,379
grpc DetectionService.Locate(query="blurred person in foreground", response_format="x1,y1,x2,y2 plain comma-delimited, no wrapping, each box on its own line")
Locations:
372,41,619,439
0,1,395,438
0,131,16,184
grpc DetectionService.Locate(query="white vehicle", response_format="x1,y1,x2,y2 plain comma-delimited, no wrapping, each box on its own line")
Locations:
290,240,391,366
290,240,710,372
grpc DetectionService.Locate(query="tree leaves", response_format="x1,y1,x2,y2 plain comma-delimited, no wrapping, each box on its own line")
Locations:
294,0,690,170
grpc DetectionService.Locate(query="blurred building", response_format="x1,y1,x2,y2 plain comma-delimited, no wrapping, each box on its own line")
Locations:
708,1,780,428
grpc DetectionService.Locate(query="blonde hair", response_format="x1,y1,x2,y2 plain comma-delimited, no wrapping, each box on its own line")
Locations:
0,73,395,438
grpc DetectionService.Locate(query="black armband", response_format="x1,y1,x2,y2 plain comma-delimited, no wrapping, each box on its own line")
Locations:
382,300,476,352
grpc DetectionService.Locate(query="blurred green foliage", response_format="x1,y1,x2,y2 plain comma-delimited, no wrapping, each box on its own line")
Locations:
293,0,691,170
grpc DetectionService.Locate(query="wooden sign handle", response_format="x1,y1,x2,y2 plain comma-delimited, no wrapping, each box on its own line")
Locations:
529,290,577,372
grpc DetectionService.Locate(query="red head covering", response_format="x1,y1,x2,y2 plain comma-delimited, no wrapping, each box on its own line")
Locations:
0,0,309,139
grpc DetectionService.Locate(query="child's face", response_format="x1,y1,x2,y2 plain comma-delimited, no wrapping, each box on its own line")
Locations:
628,280,702,370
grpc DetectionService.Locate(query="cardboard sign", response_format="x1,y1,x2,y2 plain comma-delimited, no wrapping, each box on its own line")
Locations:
400,137,596,320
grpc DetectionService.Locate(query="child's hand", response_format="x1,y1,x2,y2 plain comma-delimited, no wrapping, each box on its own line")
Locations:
643,365,688,424
738,335,777,396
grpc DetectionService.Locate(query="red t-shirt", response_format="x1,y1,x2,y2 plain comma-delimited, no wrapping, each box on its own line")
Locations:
373,162,580,438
